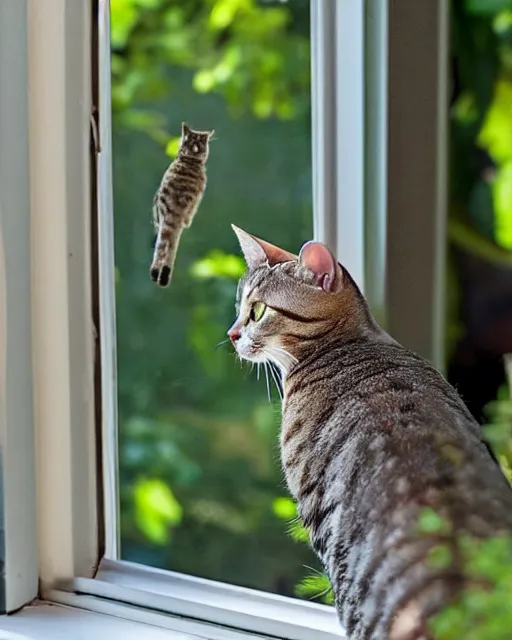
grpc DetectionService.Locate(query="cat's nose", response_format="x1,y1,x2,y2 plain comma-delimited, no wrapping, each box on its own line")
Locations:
228,325,241,343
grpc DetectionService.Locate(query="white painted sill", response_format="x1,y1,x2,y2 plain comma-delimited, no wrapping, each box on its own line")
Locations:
50,559,342,640
0,559,344,640
0,602,211,640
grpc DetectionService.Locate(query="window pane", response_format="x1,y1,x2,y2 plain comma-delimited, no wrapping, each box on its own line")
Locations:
111,0,321,599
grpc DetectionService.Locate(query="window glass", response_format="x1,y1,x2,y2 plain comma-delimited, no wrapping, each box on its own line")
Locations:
111,0,323,599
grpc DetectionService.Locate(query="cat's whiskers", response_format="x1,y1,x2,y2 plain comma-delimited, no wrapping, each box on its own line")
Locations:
264,362,271,402
269,362,283,401
273,346,298,368
303,564,325,577
308,585,333,602
215,338,230,349
264,345,297,376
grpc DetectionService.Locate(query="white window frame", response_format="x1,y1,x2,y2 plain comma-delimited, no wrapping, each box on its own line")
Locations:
0,0,38,613
0,0,449,637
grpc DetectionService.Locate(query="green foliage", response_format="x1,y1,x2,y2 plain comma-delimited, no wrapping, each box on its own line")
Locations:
478,79,512,249
426,390,512,637
190,250,246,280
165,135,181,158
271,496,333,603
110,0,310,144
295,572,334,605
272,496,297,520
450,4,512,261
113,0,318,594
482,387,512,483
417,508,452,535
427,544,453,571
430,534,512,640
445,18,512,633
134,477,183,544
466,0,512,15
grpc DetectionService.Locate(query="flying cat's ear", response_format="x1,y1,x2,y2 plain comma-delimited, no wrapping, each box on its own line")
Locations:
232,224,296,269
299,241,342,293
181,122,191,136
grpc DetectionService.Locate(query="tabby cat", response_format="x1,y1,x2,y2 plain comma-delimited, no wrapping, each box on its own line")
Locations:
228,225,512,640
150,122,214,287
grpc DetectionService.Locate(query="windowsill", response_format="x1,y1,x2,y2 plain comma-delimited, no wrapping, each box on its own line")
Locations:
55,558,342,640
0,602,198,640
0,559,345,640
0,600,278,640
0,562,344,640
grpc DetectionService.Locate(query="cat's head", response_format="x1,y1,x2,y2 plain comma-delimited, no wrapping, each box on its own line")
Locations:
228,225,379,375
179,122,214,161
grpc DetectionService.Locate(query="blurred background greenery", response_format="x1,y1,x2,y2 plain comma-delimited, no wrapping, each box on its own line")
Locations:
111,0,512,619
112,0,318,597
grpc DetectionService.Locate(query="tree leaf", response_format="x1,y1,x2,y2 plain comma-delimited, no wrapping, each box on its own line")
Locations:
134,478,183,545
466,0,512,15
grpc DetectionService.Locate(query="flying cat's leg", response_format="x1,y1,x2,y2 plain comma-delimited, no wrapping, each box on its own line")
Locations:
183,194,204,228
150,214,184,287
151,200,160,250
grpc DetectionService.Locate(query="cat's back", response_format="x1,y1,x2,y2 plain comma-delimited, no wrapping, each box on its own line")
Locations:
285,336,481,447
282,336,512,529
287,337,471,417
164,155,206,187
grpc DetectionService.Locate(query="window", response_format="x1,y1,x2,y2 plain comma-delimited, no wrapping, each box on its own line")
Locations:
112,0,318,596
0,0,450,638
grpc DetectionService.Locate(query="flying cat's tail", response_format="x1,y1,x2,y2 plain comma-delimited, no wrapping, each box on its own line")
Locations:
150,218,184,287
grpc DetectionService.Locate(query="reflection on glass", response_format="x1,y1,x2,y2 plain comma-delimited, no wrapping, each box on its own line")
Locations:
112,0,322,598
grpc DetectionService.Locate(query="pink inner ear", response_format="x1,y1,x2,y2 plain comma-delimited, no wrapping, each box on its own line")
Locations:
256,237,296,266
299,241,340,292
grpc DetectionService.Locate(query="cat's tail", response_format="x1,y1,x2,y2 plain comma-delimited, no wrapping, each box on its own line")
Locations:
150,219,184,287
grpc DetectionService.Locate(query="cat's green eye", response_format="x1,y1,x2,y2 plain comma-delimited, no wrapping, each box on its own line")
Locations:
250,302,267,322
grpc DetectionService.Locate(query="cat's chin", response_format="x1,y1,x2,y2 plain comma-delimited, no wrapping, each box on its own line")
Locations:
235,349,266,365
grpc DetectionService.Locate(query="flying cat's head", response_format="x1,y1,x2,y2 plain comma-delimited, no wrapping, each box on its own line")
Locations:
179,122,214,161
228,225,382,375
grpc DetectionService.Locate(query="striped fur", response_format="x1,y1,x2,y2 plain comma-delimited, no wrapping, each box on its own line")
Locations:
150,123,213,287
229,228,512,639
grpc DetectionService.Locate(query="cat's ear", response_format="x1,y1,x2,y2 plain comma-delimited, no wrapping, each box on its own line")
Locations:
181,122,191,136
232,224,296,269
299,241,342,292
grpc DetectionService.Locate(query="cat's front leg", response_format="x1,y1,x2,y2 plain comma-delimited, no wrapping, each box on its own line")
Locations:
183,197,203,228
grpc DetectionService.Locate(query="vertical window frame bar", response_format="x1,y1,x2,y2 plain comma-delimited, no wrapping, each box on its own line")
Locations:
97,0,120,562
29,0,98,590
385,0,449,369
310,0,337,249
311,0,366,292
0,0,38,613
364,0,389,324
334,1,366,292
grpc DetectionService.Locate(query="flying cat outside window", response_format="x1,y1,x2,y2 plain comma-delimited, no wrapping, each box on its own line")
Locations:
150,122,214,287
